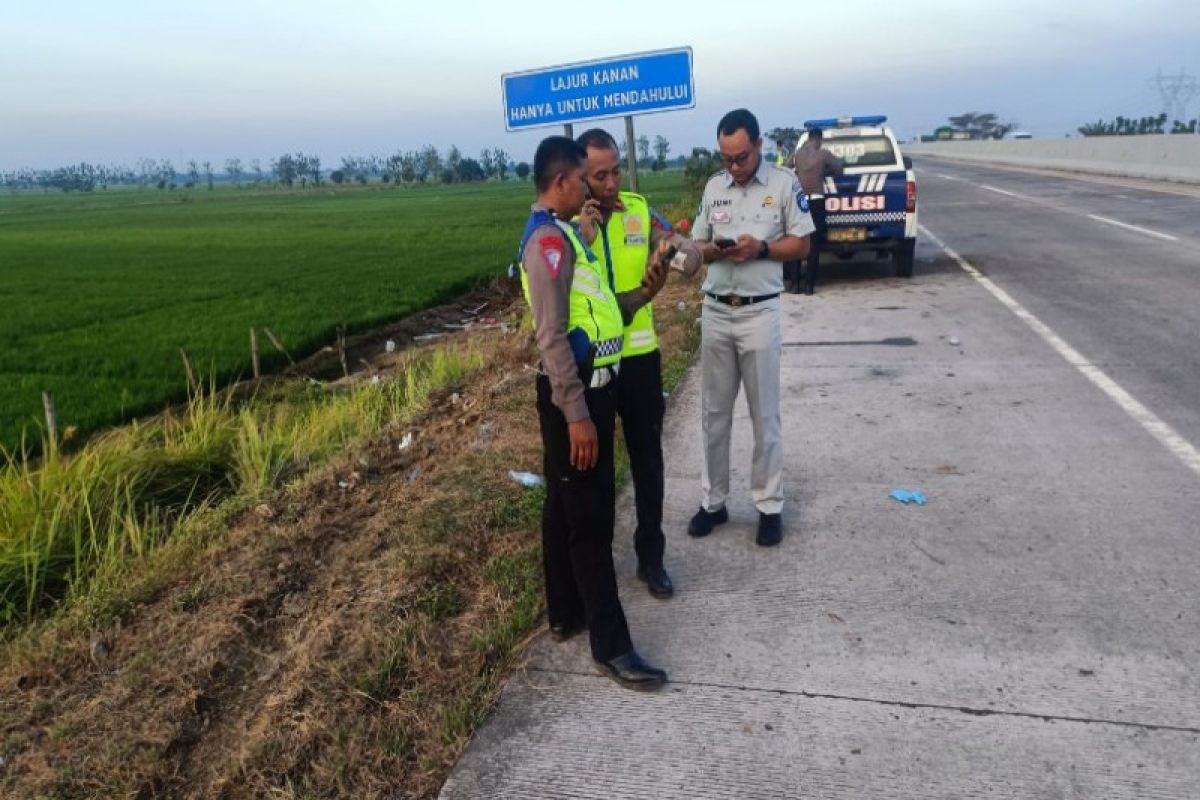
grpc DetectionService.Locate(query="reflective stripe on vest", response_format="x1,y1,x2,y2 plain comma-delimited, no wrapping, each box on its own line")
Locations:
518,212,625,369
597,192,658,358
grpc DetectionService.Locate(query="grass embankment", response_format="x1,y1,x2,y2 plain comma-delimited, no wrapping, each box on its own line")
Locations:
0,172,686,452
0,204,700,798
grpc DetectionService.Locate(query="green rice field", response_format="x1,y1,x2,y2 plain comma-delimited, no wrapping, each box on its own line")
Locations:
0,172,686,451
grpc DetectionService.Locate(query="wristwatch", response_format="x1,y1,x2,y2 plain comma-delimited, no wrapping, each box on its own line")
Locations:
757,239,770,260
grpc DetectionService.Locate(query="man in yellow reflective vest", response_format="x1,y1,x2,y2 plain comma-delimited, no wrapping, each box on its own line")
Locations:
575,128,703,599
518,135,672,690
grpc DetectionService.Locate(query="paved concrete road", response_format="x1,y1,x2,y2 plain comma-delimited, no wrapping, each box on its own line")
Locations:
441,165,1200,799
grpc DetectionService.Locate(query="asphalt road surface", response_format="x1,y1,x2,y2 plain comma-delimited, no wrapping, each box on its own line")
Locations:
441,161,1200,799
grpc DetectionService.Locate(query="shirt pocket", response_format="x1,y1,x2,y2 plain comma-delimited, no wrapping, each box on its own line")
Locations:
747,208,783,240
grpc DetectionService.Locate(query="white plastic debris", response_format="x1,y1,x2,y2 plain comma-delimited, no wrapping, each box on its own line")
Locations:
509,470,545,489
948,337,961,346
385,339,397,353
371,374,382,384
677,301,687,311
398,432,415,451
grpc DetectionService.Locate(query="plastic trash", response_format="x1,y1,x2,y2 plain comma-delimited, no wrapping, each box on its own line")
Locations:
405,467,420,483
890,489,927,505
398,432,414,451
385,339,397,353
509,470,545,489
948,337,961,346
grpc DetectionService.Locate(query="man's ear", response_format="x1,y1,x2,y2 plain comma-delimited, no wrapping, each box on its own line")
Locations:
755,137,764,151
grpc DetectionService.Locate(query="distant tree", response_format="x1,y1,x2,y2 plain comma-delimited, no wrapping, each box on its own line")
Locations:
250,158,263,185
186,160,200,189
420,145,441,183
440,167,454,184
202,160,214,190
766,126,801,155
400,151,417,183
636,134,650,166
947,111,1016,140
479,148,495,178
493,148,509,180
684,147,720,206
515,161,530,181
225,157,243,186
330,169,345,184
272,153,298,187
652,135,670,171
306,154,321,186
457,157,486,182
446,145,462,181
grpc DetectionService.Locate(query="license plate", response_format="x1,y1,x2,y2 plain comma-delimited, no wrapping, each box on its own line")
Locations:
827,227,866,243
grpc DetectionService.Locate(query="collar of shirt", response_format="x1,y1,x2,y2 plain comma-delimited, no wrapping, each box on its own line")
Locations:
724,156,771,189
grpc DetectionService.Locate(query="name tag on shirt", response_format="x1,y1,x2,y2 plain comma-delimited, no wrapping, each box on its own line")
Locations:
710,209,730,224
624,234,647,246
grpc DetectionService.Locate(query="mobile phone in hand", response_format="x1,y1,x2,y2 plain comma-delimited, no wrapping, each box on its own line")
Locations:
715,237,736,249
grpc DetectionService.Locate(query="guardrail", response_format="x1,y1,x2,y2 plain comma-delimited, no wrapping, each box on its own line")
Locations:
905,135,1200,184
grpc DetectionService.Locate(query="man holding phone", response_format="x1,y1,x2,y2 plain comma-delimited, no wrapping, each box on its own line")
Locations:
517,135,669,690
688,108,815,546
575,128,703,599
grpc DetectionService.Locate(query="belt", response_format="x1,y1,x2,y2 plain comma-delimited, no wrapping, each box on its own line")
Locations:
705,292,780,308
588,363,619,389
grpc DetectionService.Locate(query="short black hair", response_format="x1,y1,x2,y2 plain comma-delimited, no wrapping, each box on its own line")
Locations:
576,128,619,153
717,108,760,141
534,136,586,193
808,127,824,140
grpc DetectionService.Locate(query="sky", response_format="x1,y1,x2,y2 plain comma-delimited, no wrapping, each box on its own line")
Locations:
2,0,1198,172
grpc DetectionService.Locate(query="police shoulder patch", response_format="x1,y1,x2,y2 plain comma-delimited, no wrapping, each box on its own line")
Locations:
538,236,566,280
797,190,810,214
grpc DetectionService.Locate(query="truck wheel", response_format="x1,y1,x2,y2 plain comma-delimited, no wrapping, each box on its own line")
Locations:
894,238,915,278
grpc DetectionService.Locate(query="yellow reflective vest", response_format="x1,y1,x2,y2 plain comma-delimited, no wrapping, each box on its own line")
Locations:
592,192,658,358
518,210,624,368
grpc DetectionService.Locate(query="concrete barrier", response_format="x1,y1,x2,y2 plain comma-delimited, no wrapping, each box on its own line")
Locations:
905,135,1200,184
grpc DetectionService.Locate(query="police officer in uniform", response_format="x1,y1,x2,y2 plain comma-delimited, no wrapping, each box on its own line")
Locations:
518,135,670,690
687,109,815,546
575,128,703,599
792,126,844,294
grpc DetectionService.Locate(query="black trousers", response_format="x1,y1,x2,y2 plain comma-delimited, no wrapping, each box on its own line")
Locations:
615,350,666,569
804,196,828,293
536,371,632,663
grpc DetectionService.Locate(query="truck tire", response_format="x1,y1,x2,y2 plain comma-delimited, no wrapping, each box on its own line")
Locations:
894,238,915,278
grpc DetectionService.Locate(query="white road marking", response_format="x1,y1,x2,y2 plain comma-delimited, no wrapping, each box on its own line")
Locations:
1086,213,1178,242
934,173,962,181
979,184,1028,199
920,223,1200,480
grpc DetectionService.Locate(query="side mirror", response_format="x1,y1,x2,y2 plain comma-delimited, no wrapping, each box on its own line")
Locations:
903,156,913,169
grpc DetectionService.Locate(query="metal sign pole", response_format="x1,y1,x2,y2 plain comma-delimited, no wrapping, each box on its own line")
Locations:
564,123,574,138
624,115,639,192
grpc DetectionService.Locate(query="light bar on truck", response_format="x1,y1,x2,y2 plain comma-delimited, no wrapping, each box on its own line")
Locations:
803,115,888,130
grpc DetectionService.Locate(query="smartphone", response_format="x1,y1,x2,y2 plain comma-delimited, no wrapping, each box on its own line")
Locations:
715,237,736,249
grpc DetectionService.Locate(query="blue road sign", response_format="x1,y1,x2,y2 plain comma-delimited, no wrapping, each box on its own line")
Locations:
502,47,694,131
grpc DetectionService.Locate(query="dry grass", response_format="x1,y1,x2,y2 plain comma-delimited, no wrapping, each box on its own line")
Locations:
0,276,703,799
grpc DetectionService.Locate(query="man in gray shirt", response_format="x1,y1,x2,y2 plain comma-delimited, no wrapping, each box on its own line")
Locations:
687,108,815,547
792,126,844,294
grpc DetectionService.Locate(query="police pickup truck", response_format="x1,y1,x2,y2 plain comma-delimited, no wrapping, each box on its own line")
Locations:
798,115,917,277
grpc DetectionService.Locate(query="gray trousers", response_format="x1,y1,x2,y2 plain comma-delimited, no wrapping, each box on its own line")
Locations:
699,296,784,515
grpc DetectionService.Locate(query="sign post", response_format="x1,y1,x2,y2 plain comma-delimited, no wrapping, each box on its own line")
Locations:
502,47,694,191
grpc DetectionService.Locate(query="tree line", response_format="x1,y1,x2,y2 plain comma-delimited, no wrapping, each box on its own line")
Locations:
2,134,680,194
1077,113,1199,137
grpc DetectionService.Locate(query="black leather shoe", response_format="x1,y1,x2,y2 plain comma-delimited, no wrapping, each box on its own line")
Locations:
687,506,729,538
756,512,783,547
636,563,674,599
549,619,585,643
595,649,667,691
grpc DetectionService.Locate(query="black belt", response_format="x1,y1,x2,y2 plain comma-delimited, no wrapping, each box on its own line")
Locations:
705,292,780,307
